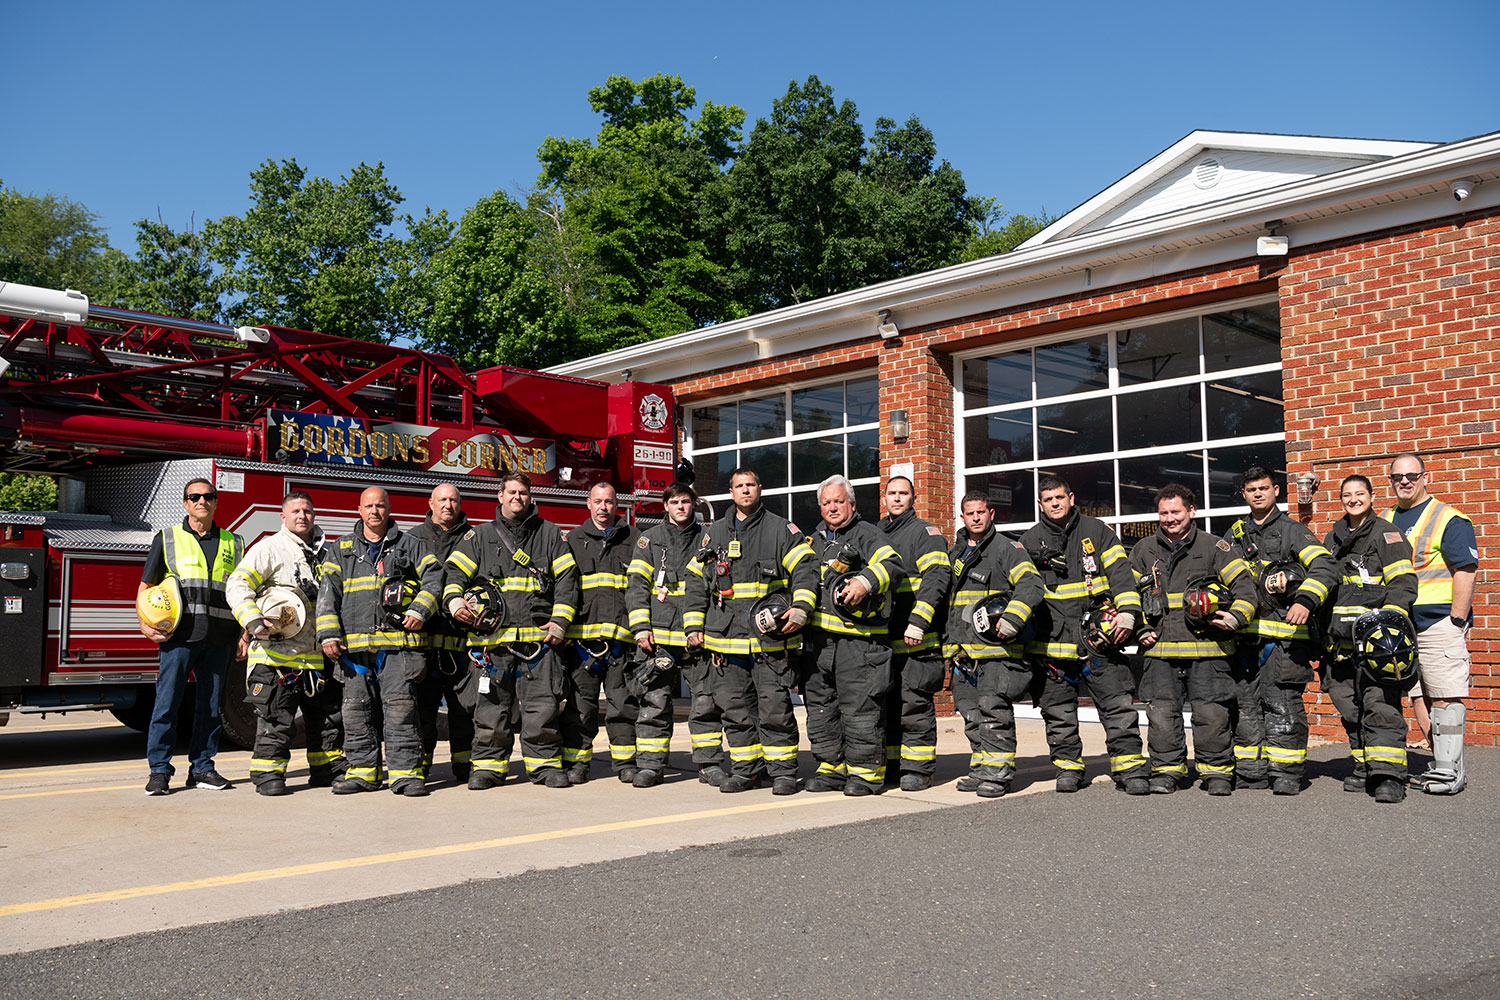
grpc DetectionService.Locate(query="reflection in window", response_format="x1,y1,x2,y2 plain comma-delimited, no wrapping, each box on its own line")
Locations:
792,383,844,434
742,442,788,491
1204,303,1280,371
847,429,879,480
1207,372,1283,439
1117,384,1201,451
792,437,843,486
1116,318,1199,385
965,470,1033,525
1118,452,1205,515
738,396,785,441
692,404,735,450
1037,398,1112,459
1035,336,1108,397
963,352,1032,408
1207,441,1287,510
965,412,1034,467
845,377,879,427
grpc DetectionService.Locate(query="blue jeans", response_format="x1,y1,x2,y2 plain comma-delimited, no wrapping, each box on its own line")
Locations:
147,641,232,775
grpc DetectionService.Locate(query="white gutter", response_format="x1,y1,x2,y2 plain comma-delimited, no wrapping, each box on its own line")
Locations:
550,130,1500,383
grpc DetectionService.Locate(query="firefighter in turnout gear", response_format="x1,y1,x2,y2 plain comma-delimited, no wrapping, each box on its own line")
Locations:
560,482,642,784
444,471,580,790
1224,467,1337,795
1384,451,1479,796
626,483,719,787
1128,483,1257,796
316,487,444,796
226,490,344,795
1020,474,1148,795
798,475,903,796
1320,474,1418,803
877,475,952,792
943,491,1044,798
407,483,478,785
684,467,820,795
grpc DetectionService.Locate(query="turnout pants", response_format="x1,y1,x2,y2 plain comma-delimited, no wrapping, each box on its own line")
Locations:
631,658,678,773
340,649,425,786
752,650,800,778
560,648,639,773
950,656,1032,785
469,647,565,780
417,648,476,778
1232,641,1313,782
1033,654,1147,783
1321,654,1408,781
245,664,345,786
681,649,726,771
1140,656,1235,784
704,654,763,777
884,651,943,778
799,632,892,791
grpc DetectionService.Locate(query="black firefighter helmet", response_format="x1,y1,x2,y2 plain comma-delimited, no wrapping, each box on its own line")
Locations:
1261,561,1308,609
1080,600,1122,655
967,592,1018,644
751,590,792,639
828,570,882,624
458,580,509,635
1353,609,1420,686
380,578,419,630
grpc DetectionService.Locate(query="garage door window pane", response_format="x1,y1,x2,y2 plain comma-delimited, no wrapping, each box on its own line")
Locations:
1117,384,1202,451
966,412,1034,467
1119,452,1204,515
966,470,1033,525
1204,303,1281,371
792,437,843,486
1207,441,1287,510
1116,318,1200,386
847,429,879,480
792,384,844,434
1035,336,1108,397
1207,372,1283,439
963,353,1032,408
738,396,785,442
845,376,879,426
692,404,735,450
1037,398,1112,459
1039,460,1116,521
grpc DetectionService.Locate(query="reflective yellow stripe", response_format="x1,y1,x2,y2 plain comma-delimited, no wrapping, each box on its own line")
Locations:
901,744,937,762
691,733,723,749
249,757,288,774
1152,763,1188,775
1196,762,1234,776
1234,745,1263,760
1263,747,1307,764
1052,758,1085,772
561,747,593,763
1109,754,1146,773
608,743,638,761
762,744,798,762
728,743,764,761
1364,746,1407,766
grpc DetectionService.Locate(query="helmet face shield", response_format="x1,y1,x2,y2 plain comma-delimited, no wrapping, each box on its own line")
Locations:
1353,609,1419,685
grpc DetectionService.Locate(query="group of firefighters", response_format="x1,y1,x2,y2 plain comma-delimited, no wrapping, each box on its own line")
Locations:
137,450,1477,805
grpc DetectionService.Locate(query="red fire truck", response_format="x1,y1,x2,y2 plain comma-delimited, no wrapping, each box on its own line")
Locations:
0,280,677,746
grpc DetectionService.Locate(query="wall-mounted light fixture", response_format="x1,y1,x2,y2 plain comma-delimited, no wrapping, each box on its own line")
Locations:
1257,220,1289,257
1295,471,1320,504
890,408,910,441
877,310,900,339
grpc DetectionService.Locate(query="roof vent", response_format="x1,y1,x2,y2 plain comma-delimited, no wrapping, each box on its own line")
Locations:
1193,158,1223,190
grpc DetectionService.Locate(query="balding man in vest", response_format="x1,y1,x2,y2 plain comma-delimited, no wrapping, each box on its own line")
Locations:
1385,452,1479,795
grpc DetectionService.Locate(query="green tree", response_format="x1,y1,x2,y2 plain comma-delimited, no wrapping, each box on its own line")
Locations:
711,77,982,314
205,159,415,342
105,216,220,321
0,473,57,511
0,182,117,292
958,197,1055,261
412,191,578,370
536,74,745,354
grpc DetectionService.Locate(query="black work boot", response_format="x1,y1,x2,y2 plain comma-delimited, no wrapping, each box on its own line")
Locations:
1271,776,1301,796
632,768,661,788
1148,775,1177,795
719,773,762,793
256,778,290,797
698,765,727,787
1372,777,1406,803
1055,772,1085,793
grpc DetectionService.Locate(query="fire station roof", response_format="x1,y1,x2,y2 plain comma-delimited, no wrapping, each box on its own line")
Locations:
547,129,1500,387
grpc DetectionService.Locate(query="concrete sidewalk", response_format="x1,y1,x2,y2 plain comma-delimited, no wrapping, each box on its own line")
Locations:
0,705,1122,955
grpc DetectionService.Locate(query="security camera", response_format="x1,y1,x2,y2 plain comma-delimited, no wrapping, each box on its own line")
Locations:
1450,178,1478,202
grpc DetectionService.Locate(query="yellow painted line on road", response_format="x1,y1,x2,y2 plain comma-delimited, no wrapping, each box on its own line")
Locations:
0,796,834,917
0,774,248,800
0,721,126,732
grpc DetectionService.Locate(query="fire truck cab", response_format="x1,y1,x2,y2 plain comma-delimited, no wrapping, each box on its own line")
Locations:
0,281,676,746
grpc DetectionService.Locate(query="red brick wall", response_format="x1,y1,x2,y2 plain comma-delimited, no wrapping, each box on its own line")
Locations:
669,207,1499,742
1281,207,1500,745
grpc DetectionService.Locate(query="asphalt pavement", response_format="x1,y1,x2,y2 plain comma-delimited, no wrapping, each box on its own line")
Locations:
1,720,1494,1000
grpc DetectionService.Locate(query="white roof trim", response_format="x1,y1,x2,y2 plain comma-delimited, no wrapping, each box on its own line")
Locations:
549,130,1498,384
1017,130,1436,249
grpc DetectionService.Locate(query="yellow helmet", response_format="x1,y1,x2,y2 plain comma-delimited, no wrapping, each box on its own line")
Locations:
136,577,183,634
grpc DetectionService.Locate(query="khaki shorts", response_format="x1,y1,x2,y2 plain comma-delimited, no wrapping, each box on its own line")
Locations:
1410,616,1471,700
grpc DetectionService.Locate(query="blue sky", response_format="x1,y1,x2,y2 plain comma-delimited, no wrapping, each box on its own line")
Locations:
8,1,1500,256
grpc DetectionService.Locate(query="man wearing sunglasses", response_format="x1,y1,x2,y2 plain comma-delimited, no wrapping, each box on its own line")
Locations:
1384,453,1479,795
139,479,246,795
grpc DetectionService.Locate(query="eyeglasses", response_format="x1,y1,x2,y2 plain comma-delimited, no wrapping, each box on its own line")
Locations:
1389,473,1424,484
185,492,219,503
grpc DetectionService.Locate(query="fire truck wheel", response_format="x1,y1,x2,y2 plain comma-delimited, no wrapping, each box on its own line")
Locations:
109,702,153,733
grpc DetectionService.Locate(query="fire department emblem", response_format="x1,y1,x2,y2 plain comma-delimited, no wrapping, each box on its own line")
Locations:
639,393,668,432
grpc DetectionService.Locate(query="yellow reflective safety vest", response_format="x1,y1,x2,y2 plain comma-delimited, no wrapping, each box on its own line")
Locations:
1383,499,1472,607
163,522,245,644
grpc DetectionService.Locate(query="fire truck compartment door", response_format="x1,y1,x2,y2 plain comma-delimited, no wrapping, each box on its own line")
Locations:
0,547,47,687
